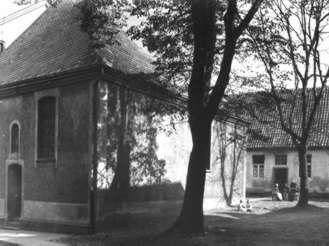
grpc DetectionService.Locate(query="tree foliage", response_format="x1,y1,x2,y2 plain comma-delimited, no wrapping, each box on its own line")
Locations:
128,1,263,94
97,82,182,192
77,0,129,48
14,0,59,7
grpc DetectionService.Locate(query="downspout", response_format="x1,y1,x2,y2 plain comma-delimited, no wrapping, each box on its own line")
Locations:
90,80,99,233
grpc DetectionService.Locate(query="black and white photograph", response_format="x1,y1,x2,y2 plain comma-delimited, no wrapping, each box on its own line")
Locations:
0,0,328,245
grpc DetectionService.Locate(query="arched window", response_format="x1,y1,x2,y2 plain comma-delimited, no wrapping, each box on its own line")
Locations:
11,123,19,154
37,96,56,159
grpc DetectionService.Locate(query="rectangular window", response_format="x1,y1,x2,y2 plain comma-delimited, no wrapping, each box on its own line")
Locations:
259,165,264,178
275,154,287,165
253,164,258,177
252,155,265,178
37,96,56,160
307,154,312,178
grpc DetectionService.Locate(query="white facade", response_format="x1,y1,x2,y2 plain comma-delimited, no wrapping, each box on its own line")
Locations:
247,150,329,193
158,120,247,207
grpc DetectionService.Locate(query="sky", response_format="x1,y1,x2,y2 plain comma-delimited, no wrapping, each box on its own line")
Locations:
0,0,24,18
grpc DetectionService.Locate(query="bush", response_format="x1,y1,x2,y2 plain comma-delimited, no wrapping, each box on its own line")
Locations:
98,182,184,202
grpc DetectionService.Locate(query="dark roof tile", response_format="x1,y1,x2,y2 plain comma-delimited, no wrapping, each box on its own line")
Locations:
245,88,329,149
0,0,154,85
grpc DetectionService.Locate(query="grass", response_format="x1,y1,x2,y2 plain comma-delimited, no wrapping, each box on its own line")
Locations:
56,197,329,246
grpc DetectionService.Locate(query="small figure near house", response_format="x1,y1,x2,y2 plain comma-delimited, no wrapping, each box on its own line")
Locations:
282,183,289,201
238,200,247,212
246,200,252,212
289,181,300,201
272,183,283,201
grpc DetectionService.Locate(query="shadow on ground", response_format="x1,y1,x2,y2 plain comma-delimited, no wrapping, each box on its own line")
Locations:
58,198,329,246
0,241,18,246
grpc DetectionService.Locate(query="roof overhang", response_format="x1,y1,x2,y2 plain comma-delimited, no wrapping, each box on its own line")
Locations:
0,63,247,126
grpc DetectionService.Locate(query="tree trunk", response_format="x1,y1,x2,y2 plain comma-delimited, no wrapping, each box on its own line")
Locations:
220,148,230,206
110,88,131,198
171,0,215,234
297,145,308,207
110,142,131,194
173,117,211,234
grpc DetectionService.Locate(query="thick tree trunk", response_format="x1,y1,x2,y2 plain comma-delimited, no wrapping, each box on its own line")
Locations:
110,88,131,198
297,145,308,207
169,0,260,235
110,143,131,194
173,117,211,234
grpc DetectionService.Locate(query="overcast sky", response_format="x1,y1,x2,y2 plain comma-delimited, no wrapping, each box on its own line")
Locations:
0,0,24,18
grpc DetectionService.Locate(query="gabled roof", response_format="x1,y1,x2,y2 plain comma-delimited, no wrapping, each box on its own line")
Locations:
0,0,154,86
230,88,329,150
0,0,247,127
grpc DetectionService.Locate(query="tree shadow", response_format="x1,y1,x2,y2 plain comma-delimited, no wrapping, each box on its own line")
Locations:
62,200,329,245
203,203,329,246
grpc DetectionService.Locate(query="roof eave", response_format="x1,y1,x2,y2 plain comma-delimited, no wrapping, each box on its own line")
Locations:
0,64,102,99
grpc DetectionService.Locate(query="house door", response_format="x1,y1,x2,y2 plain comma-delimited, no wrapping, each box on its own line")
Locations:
7,164,22,220
273,168,288,192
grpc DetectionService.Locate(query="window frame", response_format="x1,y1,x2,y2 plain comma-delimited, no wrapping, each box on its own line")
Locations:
9,120,21,158
275,154,287,165
252,154,265,178
34,89,59,167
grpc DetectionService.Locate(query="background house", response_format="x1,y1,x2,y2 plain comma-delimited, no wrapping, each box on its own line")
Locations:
0,0,247,232
245,89,329,194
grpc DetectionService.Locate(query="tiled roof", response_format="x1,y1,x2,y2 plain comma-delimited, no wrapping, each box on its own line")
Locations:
0,0,154,85
229,88,329,150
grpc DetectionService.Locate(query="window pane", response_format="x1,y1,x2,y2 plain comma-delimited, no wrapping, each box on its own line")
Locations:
259,164,264,177
38,96,56,159
275,155,287,165
11,124,19,153
253,165,258,177
253,155,265,164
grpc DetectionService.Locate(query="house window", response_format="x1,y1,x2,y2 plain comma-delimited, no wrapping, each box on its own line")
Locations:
275,154,287,165
37,96,56,160
307,154,312,178
253,155,265,178
11,123,19,154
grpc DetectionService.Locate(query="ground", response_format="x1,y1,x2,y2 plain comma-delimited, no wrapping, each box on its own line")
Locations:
0,229,66,245
52,197,329,246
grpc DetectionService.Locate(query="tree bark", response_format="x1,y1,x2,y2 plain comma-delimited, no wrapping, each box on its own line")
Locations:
219,127,230,206
169,0,262,235
173,116,211,234
110,88,131,198
297,145,308,207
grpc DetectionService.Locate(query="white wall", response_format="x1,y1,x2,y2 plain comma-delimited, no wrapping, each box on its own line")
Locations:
157,120,247,207
247,150,329,193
